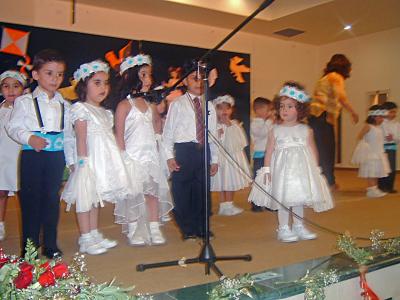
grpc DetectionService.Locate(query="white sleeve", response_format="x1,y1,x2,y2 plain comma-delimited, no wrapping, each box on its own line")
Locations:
208,101,218,164
162,101,178,160
6,96,33,145
63,101,76,166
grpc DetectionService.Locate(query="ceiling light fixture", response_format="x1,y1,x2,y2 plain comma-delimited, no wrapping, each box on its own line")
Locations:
344,25,352,30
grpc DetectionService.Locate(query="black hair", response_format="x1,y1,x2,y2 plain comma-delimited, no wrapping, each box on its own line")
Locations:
253,97,272,111
32,49,65,71
366,104,383,125
324,54,351,79
273,81,310,122
75,71,110,106
381,101,398,110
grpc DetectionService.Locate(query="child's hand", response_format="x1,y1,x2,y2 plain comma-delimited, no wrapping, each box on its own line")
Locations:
167,158,180,172
210,163,218,176
28,135,48,152
68,164,75,173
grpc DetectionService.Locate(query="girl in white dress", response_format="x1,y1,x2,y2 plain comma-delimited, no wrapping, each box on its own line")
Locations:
62,60,132,255
114,54,173,246
249,82,333,242
211,95,251,216
351,104,390,198
0,70,26,240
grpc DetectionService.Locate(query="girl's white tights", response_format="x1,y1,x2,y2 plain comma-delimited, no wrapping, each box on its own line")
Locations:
278,206,304,227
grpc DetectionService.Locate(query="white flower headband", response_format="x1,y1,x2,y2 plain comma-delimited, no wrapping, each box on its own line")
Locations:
279,85,310,103
0,70,27,86
213,95,235,106
73,60,110,82
368,109,388,116
120,54,152,75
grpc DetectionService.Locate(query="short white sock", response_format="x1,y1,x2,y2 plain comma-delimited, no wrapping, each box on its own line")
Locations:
0,222,4,228
90,229,100,236
81,233,91,239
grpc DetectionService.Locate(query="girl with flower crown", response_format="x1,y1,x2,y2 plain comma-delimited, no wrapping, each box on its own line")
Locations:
249,82,333,243
62,60,133,255
0,70,27,240
351,104,390,198
114,54,173,246
210,95,251,216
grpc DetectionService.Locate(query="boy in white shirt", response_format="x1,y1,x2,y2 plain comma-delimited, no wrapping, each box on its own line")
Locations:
249,97,273,212
163,60,218,240
378,101,400,193
7,49,72,258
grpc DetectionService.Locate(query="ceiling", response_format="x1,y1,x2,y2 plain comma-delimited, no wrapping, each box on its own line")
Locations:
72,0,400,45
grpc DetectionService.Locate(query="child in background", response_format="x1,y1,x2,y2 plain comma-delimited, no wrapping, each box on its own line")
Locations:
378,101,400,193
352,104,390,198
249,97,273,212
7,49,71,258
211,95,251,216
114,54,172,246
0,70,26,240
249,82,333,242
62,60,131,255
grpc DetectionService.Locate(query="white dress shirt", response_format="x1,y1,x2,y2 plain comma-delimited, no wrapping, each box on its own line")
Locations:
162,92,218,164
7,86,74,165
250,117,273,153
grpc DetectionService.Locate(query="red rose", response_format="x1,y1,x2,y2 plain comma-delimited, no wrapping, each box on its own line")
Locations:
40,261,51,271
14,270,33,289
52,263,69,279
19,262,34,272
0,257,9,269
38,270,55,287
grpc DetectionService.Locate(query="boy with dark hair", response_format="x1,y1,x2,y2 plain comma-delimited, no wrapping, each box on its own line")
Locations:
378,101,400,193
7,49,73,258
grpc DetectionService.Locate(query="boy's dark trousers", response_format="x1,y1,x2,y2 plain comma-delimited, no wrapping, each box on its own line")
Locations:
171,142,210,238
378,149,397,192
19,150,65,254
252,157,265,211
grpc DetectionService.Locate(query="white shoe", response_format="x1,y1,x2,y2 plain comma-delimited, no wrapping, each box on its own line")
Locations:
127,222,146,246
91,231,118,249
277,225,298,242
366,186,387,198
149,222,166,245
218,202,243,216
293,224,317,240
0,223,5,241
78,236,107,255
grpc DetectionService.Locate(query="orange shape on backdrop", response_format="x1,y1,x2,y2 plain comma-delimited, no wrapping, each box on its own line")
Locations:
229,56,250,84
0,27,30,57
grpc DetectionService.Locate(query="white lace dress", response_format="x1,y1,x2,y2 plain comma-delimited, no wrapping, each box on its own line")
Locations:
351,124,390,178
211,120,251,191
61,102,132,212
114,99,173,229
249,124,333,212
0,102,21,194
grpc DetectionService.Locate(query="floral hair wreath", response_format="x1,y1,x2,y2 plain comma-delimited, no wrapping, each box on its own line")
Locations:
0,70,27,86
73,60,110,82
279,85,310,103
368,109,388,116
213,94,235,106
119,54,152,75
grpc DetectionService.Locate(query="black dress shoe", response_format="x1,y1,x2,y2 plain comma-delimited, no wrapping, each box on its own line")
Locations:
182,234,197,241
197,231,215,239
389,189,397,194
42,248,63,259
251,206,264,212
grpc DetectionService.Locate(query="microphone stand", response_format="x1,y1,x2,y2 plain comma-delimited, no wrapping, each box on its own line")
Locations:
136,0,275,278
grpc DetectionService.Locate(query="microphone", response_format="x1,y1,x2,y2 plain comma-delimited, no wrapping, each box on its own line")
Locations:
128,86,172,104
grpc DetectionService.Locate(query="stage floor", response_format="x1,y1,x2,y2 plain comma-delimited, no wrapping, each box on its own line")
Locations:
1,169,400,295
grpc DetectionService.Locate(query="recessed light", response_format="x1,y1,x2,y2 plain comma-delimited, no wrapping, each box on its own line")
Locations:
344,25,352,30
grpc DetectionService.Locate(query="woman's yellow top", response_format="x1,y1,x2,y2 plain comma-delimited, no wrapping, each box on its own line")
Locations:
310,72,350,127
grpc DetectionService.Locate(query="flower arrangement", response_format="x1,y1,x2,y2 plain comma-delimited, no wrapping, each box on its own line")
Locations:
0,240,146,299
208,273,259,300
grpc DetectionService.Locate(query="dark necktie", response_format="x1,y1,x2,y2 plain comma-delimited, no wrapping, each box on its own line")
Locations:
193,97,204,145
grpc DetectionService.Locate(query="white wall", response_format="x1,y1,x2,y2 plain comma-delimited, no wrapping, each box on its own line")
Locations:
318,27,400,167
